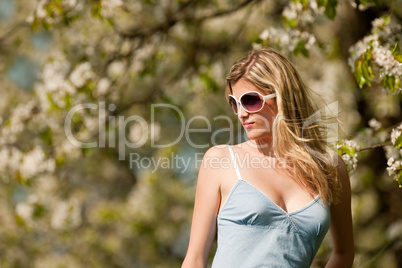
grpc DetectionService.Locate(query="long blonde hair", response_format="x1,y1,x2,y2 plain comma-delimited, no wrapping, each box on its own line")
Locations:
226,48,341,205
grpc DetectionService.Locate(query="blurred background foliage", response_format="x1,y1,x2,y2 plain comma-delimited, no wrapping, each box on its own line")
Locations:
0,0,401,267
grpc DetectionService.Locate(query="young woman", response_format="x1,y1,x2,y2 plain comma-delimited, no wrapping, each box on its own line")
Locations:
182,48,354,267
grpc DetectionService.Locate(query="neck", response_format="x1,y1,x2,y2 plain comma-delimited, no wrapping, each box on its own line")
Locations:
247,137,275,156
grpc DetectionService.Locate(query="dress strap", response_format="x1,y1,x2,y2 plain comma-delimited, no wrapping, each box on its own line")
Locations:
227,145,243,181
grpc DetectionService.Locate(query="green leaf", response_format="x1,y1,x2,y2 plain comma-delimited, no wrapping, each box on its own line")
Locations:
382,75,397,92
91,3,102,19
46,92,59,111
64,93,72,109
354,57,374,88
299,0,309,6
39,128,53,146
383,15,391,25
82,147,92,156
397,170,402,188
55,155,65,166
354,60,367,88
317,0,326,7
254,37,263,44
341,145,356,157
294,40,309,57
395,76,401,90
354,69,363,88
15,215,25,227
325,0,338,20
53,2,64,14
361,60,372,86
363,49,372,61
372,0,382,6
45,4,53,17
284,18,298,28
391,43,402,63
15,170,30,186
200,73,219,92
394,133,402,148
33,204,45,219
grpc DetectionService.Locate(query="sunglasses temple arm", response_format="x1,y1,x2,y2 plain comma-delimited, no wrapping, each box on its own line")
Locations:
263,93,276,101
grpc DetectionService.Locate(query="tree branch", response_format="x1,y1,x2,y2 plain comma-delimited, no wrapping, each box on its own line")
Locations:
0,22,27,45
356,142,393,152
194,0,261,21
115,0,261,39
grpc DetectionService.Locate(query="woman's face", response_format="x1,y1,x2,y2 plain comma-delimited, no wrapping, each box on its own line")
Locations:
231,78,278,142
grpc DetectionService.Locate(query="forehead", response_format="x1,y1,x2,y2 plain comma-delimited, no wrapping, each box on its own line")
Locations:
231,78,263,98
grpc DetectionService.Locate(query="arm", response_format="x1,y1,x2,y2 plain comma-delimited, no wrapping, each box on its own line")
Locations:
325,156,355,268
182,146,223,268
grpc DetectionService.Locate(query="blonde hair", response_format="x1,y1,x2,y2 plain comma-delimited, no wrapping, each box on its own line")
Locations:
226,48,341,205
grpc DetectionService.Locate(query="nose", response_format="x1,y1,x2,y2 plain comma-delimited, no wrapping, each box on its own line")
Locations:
237,104,249,118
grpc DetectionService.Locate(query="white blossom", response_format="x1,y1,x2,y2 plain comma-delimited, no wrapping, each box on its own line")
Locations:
58,139,81,160
69,62,95,88
34,57,85,110
337,139,360,172
386,156,402,185
368,118,382,131
372,17,385,28
282,0,323,26
256,27,316,55
387,220,402,241
348,0,357,9
150,122,161,142
107,61,126,80
15,194,41,224
1,144,55,181
348,17,402,93
16,202,34,222
129,123,148,145
35,0,48,19
101,0,123,18
259,30,269,40
63,0,77,9
390,124,402,145
94,77,112,97
372,41,402,78
20,147,56,179
51,199,82,230
282,2,300,20
9,101,36,125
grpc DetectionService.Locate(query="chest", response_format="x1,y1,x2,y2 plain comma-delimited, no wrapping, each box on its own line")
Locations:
218,180,331,237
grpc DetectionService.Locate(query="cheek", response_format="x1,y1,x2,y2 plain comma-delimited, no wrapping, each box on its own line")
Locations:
262,103,278,118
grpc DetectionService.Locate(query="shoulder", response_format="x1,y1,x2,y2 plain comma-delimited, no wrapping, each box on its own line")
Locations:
332,154,351,205
199,145,232,173
196,145,232,191
203,144,230,158
335,154,350,185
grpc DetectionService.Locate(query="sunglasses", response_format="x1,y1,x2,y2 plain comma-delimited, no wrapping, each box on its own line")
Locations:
228,91,276,115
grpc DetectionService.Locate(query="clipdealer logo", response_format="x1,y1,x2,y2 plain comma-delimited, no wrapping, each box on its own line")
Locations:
64,101,339,171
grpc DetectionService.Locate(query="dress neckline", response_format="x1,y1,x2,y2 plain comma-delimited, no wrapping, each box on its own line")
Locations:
218,180,321,216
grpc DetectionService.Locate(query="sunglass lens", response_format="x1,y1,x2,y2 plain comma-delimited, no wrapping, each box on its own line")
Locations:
241,93,263,112
228,96,238,114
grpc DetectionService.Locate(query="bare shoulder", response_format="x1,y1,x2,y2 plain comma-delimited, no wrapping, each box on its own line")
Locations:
198,145,232,186
203,144,230,158
336,155,350,186
333,154,352,206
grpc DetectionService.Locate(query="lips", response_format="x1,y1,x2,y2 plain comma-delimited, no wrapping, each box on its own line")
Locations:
243,122,255,129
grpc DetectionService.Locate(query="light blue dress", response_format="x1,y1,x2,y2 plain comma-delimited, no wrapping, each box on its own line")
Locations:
211,145,331,268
